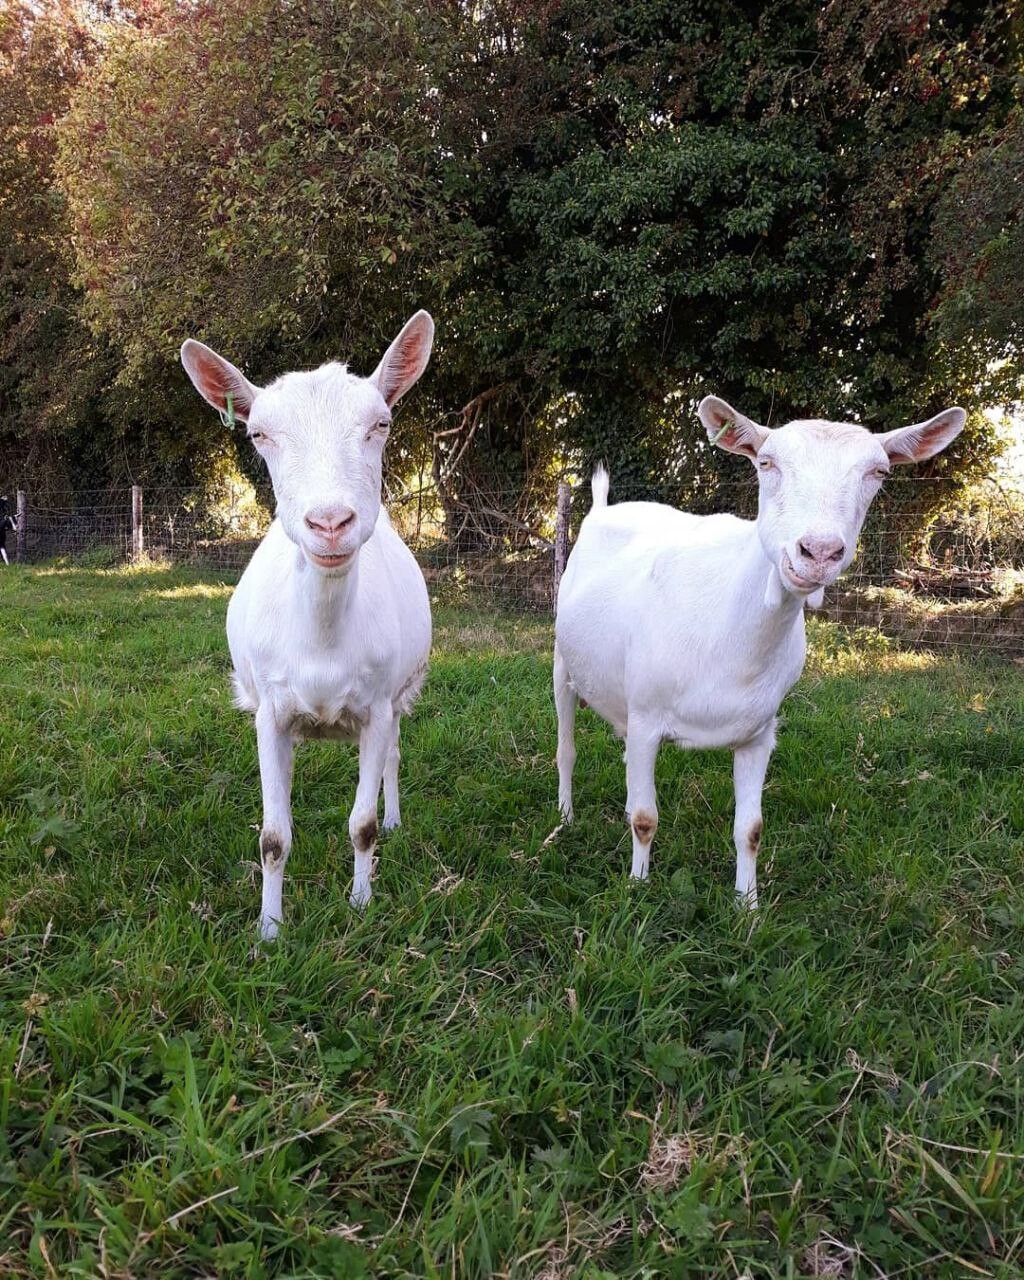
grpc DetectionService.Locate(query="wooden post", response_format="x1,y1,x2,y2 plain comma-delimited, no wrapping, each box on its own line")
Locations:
553,479,571,613
131,484,144,560
15,490,26,561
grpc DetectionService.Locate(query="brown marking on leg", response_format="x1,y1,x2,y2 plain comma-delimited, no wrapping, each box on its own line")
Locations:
260,830,288,869
353,816,378,853
579,698,589,710
632,809,658,845
748,819,762,855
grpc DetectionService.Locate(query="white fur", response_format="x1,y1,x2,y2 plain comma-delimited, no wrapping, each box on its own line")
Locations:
554,397,965,907
181,312,435,938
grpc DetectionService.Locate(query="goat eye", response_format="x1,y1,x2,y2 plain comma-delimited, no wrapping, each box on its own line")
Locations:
248,430,265,443
873,467,889,479
758,457,774,471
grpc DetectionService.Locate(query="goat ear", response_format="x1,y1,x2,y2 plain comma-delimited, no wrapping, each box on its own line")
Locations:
877,407,966,465
371,310,434,407
180,340,259,423
698,395,770,459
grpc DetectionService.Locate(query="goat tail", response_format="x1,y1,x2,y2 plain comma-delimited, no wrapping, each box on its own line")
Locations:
591,463,610,509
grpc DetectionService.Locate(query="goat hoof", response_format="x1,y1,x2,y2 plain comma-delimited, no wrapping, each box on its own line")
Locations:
349,885,372,910
382,816,401,833
259,917,280,942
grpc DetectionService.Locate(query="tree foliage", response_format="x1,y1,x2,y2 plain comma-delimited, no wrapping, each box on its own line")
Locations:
1,0,1021,504
931,105,1024,395
60,0,457,368
0,1,115,489
430,0,1019,494
54,0,467,491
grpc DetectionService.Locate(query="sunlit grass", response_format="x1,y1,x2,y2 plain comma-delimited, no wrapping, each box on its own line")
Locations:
146,582,236,601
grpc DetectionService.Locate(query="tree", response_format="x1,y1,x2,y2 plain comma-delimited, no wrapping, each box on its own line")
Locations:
930,105,1024,400
431,0,1019,501
4,0,1019,512
56,0,464,490
0,1,114,492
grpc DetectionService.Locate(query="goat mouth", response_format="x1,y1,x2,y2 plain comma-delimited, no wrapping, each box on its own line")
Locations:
780,553,821,592
308,550,354,570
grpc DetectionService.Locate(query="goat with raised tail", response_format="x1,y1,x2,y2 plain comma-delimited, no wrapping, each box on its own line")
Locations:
553,397,965,906
181,312,435,939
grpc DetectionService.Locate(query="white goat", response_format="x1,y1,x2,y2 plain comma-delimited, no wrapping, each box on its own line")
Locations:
180,312,435,939
554,397,965,906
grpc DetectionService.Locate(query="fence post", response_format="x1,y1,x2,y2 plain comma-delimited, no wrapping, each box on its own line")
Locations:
131,484,144,561
553,479,571,613
15,490,27,561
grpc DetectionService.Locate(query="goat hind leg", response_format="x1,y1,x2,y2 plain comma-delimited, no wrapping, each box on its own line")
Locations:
732,722,776,909
625,718,660,880
553,645,578,822
382,717,401,833
349,706,393,909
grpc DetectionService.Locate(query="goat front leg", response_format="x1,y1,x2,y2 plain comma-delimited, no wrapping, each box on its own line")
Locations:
553,645,578,822
349,705,393,909
625,716,661,879
732,722,776,909
381,716,402,832
255,703,294,941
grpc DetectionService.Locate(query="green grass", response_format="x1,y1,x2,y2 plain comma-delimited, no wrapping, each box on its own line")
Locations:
2,564,1024,1278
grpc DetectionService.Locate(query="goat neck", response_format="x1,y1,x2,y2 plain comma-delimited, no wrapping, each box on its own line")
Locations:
730,522,806,647
289,537,363,644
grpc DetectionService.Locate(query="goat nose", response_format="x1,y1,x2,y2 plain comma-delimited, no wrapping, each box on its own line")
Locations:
304,506,355,538
797,535,846,565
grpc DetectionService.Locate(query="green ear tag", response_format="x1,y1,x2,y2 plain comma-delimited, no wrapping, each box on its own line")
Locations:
712,421,731,444
219,391,235,430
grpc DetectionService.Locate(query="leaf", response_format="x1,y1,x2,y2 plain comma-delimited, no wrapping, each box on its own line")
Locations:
661,1186,715,1243
28,811,79,850
531,1142,572,1173
704,1029,744,1059
670,867,695,899
646,1041,690,1085
211,1241,258,1271
764,1058,810,1100
322,1044,368,1077
203,770,235,803
448,1105,495,1157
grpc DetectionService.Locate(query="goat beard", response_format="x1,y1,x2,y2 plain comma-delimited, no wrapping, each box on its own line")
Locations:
763,565,825,611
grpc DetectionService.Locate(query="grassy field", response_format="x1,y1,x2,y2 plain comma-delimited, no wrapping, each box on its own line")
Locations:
1,564,1023,1278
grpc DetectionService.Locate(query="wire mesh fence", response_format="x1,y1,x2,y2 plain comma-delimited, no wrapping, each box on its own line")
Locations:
4,473,1023,658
